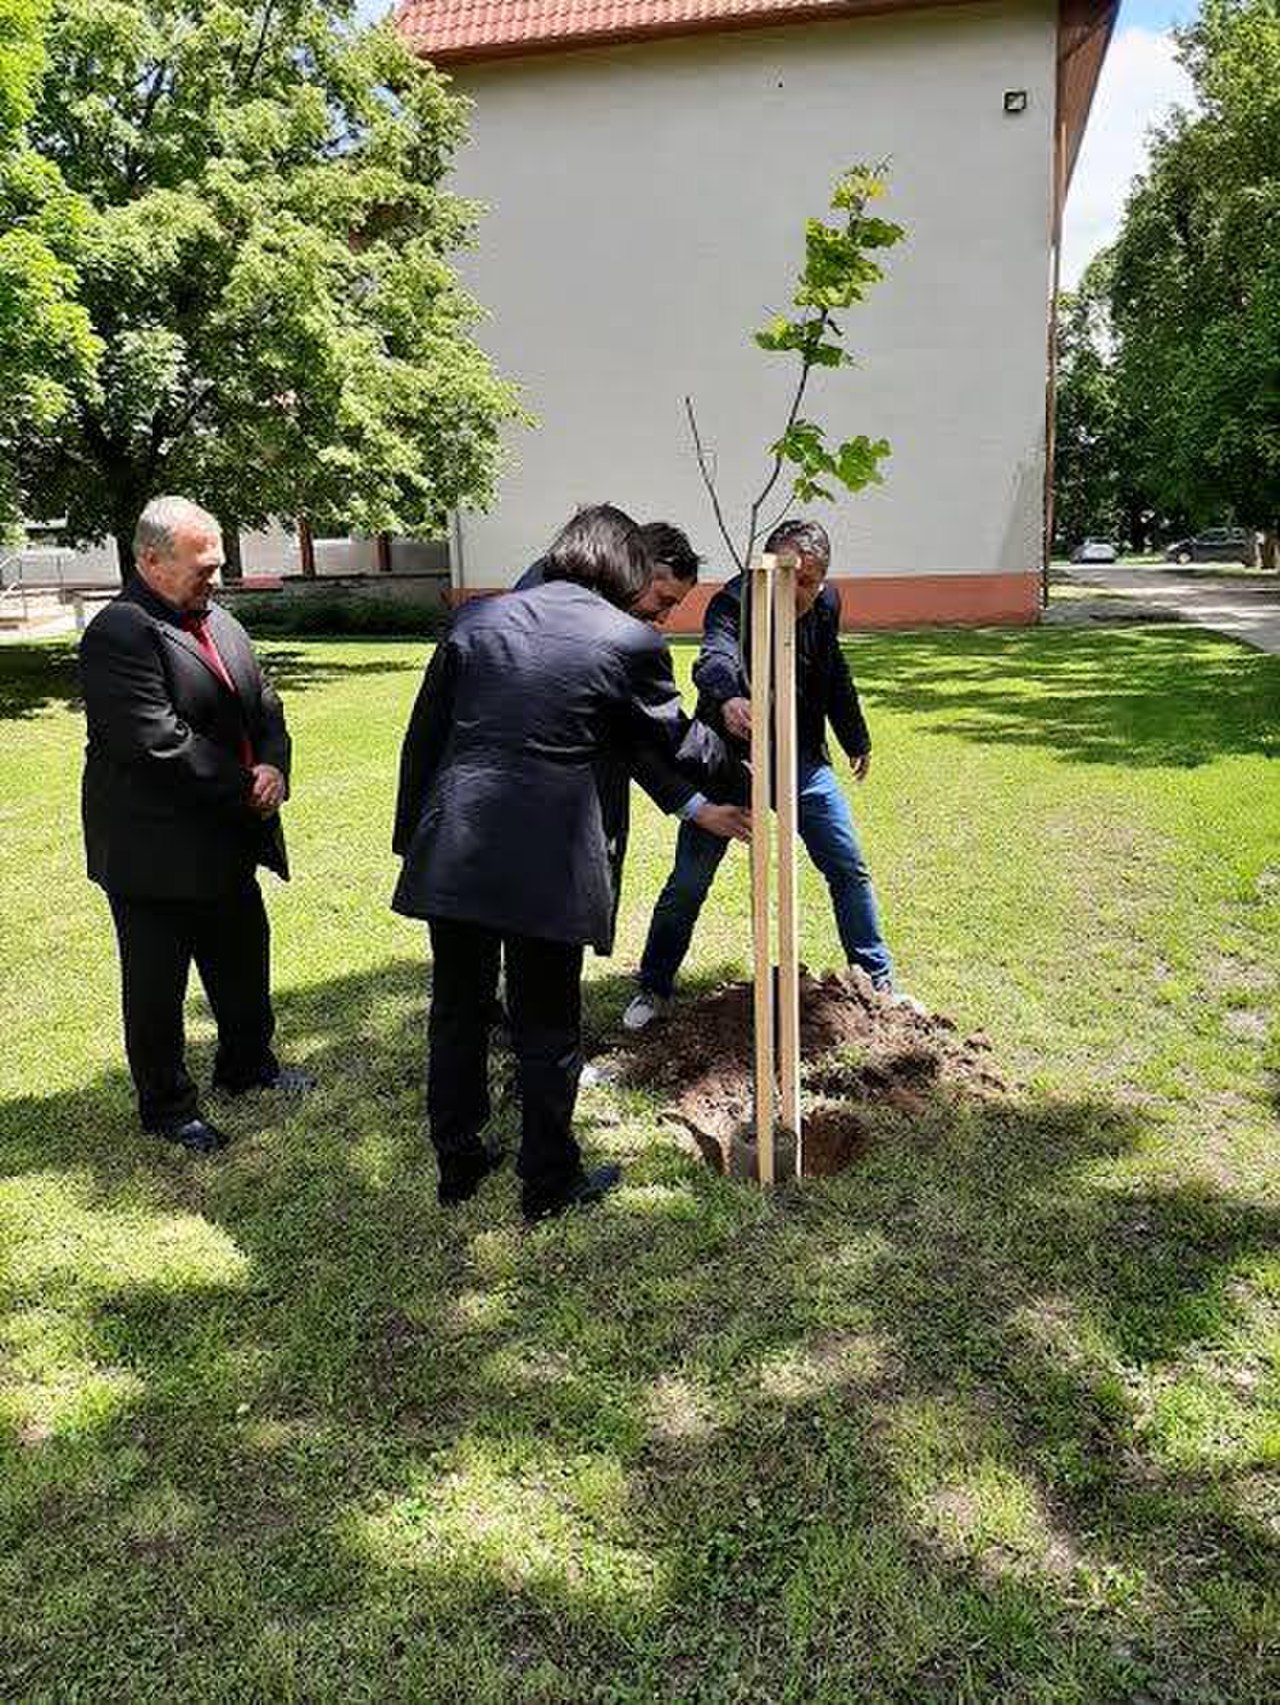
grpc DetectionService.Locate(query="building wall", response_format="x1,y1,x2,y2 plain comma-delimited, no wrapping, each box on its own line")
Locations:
3,527,447,589
448,0,1057,624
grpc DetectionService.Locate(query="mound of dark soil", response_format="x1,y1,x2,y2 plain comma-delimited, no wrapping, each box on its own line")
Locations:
612,967,1005,1177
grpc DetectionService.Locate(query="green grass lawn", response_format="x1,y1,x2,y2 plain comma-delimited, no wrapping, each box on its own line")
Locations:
1,624,1277,1703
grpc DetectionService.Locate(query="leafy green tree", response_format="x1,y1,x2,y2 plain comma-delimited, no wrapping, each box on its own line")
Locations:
19,2,520,573
1053,255,1123,551
686,163,904,570
1053,250,1181,555
0,0,99,533
1109,0,1279,566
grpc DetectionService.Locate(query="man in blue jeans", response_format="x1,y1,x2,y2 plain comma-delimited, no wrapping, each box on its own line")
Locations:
624,518,919,1031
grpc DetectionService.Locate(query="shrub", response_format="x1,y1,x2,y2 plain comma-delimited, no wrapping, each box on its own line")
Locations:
227,593,449,638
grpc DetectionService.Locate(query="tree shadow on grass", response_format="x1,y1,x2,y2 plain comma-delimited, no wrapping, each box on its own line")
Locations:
0,637,420,725
0,956,1275,1699
0,642,80,721
848,624,1279,769
256,640,422,695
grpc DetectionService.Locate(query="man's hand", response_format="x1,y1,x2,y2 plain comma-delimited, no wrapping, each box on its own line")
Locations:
694,802,752,842
851,753,872,783
249,763,286,816
722,697,752,741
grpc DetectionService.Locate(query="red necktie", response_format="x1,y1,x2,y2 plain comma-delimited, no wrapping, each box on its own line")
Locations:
184,612,254,767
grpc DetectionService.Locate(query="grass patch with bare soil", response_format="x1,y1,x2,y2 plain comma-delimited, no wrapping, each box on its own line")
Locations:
1,624,1276,1702
615,968,1006,1176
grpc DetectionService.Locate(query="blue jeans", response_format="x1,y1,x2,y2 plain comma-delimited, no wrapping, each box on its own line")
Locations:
639,761,893,997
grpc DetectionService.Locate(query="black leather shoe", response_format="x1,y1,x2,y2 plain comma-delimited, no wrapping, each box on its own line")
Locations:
438,1139,508,1207
214,1064,315,1097
155,1117,231,1156
523,1163,622,1224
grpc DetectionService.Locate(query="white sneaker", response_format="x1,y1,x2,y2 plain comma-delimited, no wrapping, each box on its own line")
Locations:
885,987,928,1017
622,990,668,1032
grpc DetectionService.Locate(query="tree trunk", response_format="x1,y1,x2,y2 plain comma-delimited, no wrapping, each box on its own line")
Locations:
1262,526,1278,573
1126,503,1145,555
114,528,136,582
111,477,147,581
220,520,243,582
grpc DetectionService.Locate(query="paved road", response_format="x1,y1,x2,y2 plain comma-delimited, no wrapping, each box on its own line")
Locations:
1064,563,1280,654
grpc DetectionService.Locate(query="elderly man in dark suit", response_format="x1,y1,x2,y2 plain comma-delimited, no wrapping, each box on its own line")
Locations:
392,505,748,1222
80,496,310,1154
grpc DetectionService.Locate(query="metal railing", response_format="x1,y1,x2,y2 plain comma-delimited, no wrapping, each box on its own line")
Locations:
0,551,85,630
0,548,68,592
0,555,30,624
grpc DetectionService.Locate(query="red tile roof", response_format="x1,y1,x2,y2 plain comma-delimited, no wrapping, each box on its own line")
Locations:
394,0,928,63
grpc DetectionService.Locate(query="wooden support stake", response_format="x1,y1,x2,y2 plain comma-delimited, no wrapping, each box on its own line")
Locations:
773,553,802,1176
749,554,775,1184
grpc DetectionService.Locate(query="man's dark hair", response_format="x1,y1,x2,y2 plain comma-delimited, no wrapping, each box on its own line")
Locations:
637,521,701,584
544,504,651,611
764,518,831,564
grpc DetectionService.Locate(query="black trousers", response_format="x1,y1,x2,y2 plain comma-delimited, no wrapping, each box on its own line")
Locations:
108,880,277,1131
427,918,584,1203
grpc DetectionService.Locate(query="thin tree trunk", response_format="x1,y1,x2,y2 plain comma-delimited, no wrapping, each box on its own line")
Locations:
114,528,136,582
1262,526,1277,573
111,488,141,579
220,520,243,582
1126,503,1145,555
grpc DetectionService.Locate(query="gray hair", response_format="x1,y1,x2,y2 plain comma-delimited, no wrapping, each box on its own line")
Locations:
133,495,221,562
764,518,831,564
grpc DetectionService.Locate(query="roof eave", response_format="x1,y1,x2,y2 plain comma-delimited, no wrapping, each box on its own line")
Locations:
1057,0,1120,192
400,0,997,68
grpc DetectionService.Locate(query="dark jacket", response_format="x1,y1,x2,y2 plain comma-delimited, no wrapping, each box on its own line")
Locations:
513,557,549,592
392,580,738,953
79,578,291,899
507,555,717,930
693,575,871,764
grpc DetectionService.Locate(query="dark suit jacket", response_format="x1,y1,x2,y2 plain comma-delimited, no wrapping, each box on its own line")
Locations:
693,575,871,764
506,556,719,934
392,580,738,953
79,577,291,900
513,557,550,593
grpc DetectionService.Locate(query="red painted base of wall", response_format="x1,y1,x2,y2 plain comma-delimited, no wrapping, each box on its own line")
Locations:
661,572,1043,632
447,572,1042,632
850,571,1042,628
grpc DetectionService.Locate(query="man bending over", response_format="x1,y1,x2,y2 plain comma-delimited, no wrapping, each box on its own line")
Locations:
624,518,920,1031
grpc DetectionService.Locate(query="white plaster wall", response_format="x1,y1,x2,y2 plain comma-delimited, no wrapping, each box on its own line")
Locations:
5,527,436,586
447,1,1057,588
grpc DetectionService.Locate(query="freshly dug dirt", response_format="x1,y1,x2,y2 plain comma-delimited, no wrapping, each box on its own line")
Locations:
612,967,1006,1178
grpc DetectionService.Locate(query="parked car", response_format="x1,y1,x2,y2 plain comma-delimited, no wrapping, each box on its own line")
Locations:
1070,539,1119,563
1164,526,1256,566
